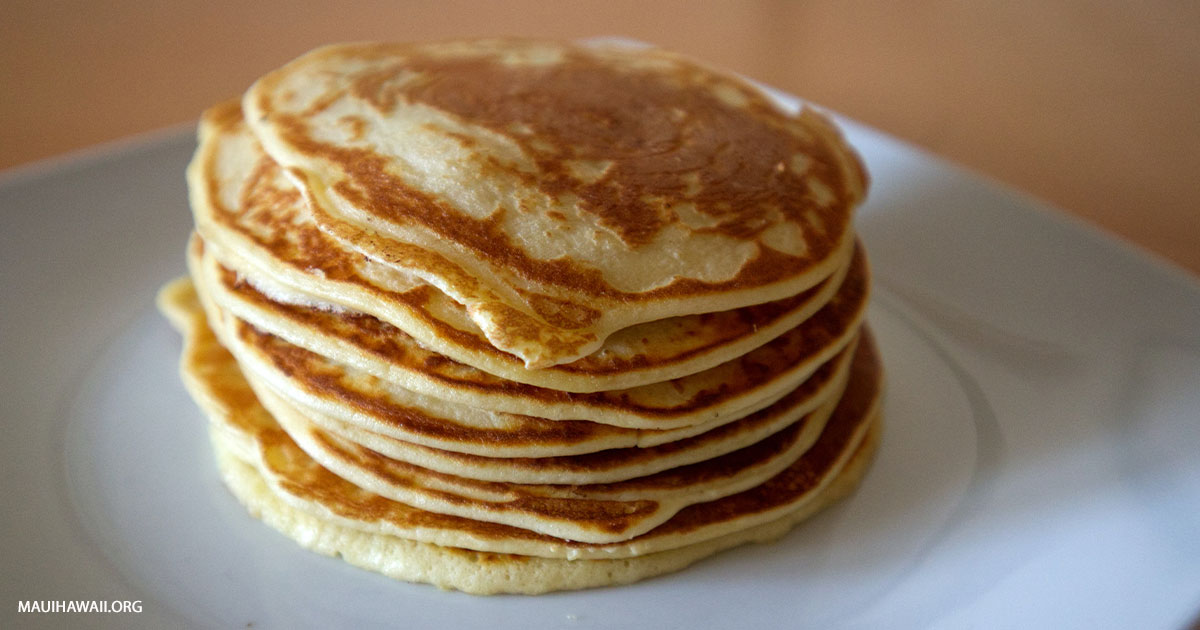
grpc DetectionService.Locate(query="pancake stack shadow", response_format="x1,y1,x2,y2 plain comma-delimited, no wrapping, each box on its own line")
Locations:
159,38,883,595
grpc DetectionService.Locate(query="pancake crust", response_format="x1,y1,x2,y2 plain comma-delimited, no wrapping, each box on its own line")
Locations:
190,102,856,390
158,277,881,561
268,390,842,543
187,264,864,487
190,235,870,429
209,417,879,595
244,338,857,482
201,268,859,465
242,39,867,367
254,340,858,484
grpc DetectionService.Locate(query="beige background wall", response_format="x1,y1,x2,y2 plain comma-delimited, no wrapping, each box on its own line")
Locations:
2,1,1197,274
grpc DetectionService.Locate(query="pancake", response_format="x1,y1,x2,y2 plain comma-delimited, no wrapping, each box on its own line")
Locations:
190,101,854,391
245,340,855,482
193,269,862,482
190,235,870,429
256,340,857,484
160,275,880,561
196,266,858,464
267,389,842,543
209,417,878,595
252,340,849,484
165,38,884,594
242,39,868,368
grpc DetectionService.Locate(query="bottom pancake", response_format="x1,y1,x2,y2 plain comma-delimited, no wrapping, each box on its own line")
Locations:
210,416,880,595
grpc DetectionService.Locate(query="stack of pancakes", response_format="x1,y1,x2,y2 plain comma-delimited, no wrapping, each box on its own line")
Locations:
159,38,882,595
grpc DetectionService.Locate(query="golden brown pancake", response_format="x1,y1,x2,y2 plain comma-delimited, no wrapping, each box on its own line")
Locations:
242,337,857,481
209,418,879,594
190,101,856,390
190,235,869,429
242,39,868,367
159,276,880,560
165,38,883,594
266,389,842,543
197,266,859,466
252,339,858,485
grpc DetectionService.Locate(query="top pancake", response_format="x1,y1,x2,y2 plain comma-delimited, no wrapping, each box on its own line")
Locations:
243,38,868,367
189,101,855,392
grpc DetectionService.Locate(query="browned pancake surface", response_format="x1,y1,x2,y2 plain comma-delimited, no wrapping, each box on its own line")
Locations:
161,278,881,557
194,101,861,388
242,40,868,366
199,235,868,428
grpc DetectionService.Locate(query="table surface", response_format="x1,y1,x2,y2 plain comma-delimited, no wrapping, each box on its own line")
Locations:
2,0,1197,276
